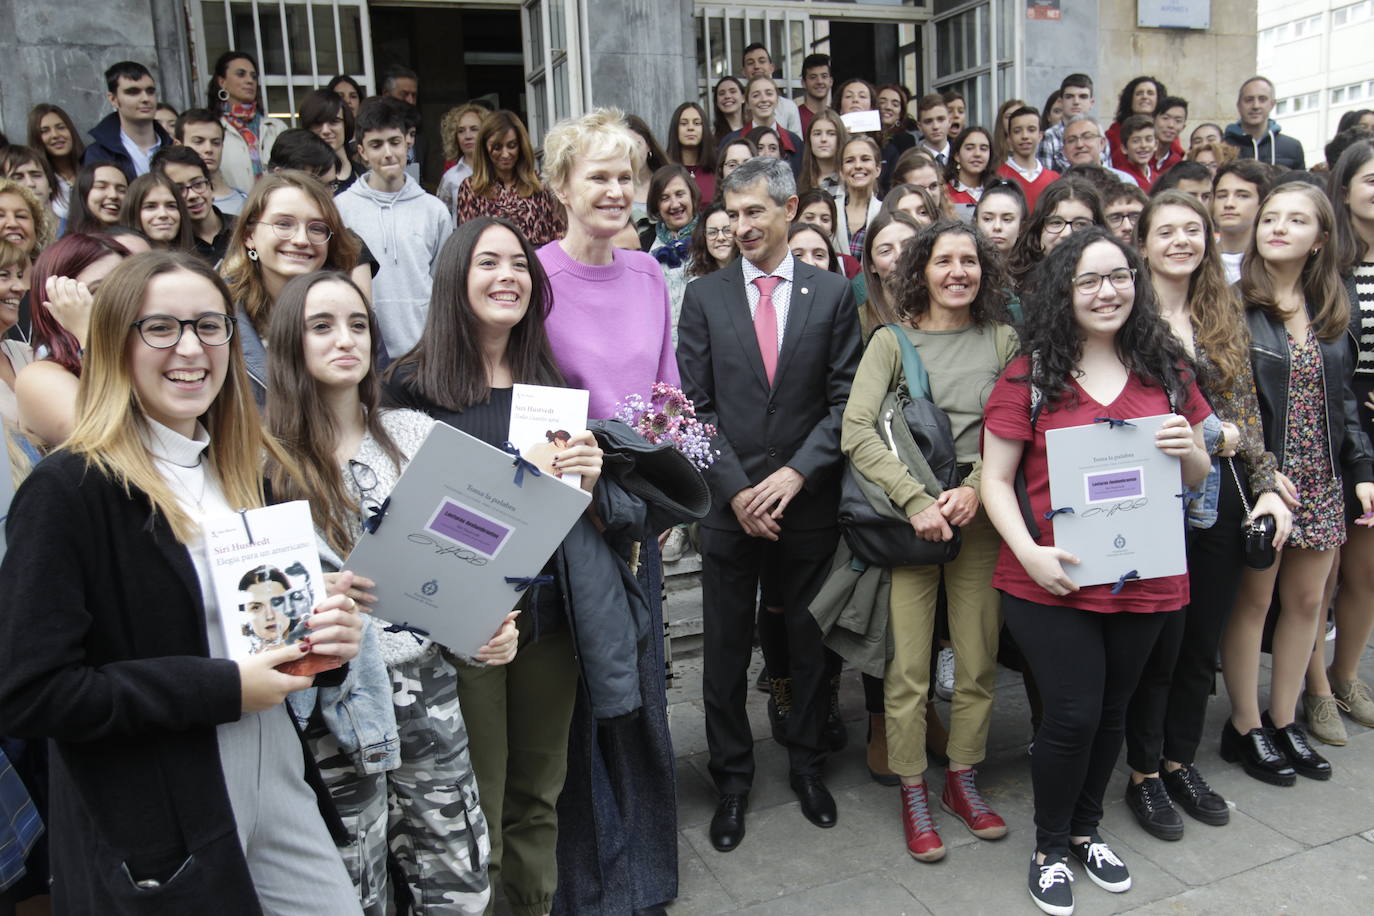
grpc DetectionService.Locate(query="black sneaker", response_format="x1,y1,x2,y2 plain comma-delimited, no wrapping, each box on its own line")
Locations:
1125,775,1184,841
1069,835,1131,893
1028,854,1075,915
1162,763,1229,826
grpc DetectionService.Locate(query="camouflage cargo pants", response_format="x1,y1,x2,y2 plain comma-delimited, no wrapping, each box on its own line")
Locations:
388,645,492,915
310,645,491,915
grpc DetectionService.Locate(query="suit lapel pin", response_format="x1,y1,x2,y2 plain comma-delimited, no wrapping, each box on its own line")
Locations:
800,287,809,295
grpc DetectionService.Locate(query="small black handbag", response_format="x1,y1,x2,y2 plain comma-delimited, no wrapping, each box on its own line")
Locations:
838,325,963,568
1229,457,1276,570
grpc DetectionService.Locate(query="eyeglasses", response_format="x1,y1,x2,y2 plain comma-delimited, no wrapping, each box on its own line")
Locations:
705,226,733,239
1073,267,1137,295
1106,211,1141,227
1044,216,1094,235
256,216,333,244
172,177,210,197
130,313,236,348
349,458,382,513
1064,132,1101,145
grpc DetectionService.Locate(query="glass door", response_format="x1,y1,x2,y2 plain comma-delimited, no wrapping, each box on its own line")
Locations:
521,0,587,143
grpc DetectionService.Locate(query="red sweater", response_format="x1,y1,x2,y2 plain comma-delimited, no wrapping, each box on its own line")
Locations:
996,162,1059,212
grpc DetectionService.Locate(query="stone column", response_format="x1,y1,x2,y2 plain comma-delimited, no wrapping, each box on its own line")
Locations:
583,0,696,138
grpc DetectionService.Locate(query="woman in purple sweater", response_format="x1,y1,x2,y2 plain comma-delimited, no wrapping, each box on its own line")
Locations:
538,110,679,421
537,108,680,914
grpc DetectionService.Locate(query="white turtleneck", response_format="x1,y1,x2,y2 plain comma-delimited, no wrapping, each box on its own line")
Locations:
144,419,237,658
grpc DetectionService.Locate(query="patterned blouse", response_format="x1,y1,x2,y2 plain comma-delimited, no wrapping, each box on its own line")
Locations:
1195,343,1279,497
453,176,565,246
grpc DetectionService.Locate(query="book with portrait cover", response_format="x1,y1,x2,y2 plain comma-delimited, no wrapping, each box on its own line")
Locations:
509,383,589,489
204,500,340,676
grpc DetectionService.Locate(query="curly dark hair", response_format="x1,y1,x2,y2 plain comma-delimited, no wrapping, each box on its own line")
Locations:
1017,227,1192,413
1006,178,1104,290
891,219,1010,327
1114,76,1168,125
686,202,735,277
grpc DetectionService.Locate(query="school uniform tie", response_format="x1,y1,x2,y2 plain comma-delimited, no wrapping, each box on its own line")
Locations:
752,275,782,385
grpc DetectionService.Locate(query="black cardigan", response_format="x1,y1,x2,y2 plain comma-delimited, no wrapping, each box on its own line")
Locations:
0,450,344,914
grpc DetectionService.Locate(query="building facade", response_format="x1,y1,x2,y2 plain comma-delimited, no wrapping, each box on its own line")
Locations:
1258,0,1374,167
2,0,1254,180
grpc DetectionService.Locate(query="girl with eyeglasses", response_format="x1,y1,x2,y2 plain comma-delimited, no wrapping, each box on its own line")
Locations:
1006,178,1104,292
0,250,367,913
687,202,737,278
981,228,1211,914
220,171,360,406
263,269,517,914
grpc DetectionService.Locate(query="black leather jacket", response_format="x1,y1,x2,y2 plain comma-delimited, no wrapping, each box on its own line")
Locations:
1246,306,1374,484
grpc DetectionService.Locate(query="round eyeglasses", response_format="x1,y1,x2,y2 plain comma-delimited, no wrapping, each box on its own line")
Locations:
1072,267,1137,295
131,313,236,348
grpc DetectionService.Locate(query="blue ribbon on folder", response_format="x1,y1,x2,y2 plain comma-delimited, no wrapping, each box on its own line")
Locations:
1044,506,1075,520
363,497,390,534
1110,570,1140,594
1093,416,1135,429
505,574,554,593
501,442,543,487
383,621,431,644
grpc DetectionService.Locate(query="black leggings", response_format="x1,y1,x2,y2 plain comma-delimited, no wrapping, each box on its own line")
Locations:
1125,467,1247,772
1002,593,1171,857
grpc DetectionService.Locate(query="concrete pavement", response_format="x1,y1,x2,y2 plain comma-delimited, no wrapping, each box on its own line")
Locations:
664,637,1374,915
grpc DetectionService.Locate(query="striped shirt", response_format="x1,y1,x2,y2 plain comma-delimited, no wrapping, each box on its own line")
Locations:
1356,262,1374,375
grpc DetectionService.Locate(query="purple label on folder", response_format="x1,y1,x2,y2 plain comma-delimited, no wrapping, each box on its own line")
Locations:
426,498,511,557
1085,468,1144,502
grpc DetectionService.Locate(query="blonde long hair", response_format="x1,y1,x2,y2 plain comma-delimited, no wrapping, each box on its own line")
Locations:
68,251,285,543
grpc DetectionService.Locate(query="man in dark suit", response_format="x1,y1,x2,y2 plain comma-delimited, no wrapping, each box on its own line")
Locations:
677,157,862,852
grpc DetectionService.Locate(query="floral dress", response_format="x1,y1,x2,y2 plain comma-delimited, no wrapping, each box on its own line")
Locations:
1285,327,1346,550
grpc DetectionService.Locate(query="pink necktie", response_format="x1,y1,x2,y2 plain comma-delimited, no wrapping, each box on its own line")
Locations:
753,275,782,385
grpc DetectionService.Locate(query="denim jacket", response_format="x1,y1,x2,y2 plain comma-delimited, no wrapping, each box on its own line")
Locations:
1186,414,1225,530
287,551,401,775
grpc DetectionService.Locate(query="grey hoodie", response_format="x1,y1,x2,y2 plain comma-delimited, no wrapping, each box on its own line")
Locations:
336,172,453,357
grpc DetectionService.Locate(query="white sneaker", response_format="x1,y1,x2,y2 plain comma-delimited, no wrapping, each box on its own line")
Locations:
662,527,689,564
935,648,955,701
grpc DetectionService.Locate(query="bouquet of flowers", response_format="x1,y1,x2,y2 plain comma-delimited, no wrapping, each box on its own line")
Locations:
614,382,718,470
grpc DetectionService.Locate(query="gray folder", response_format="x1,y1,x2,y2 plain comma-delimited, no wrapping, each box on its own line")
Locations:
345,421,590,655
1045,415,1188,588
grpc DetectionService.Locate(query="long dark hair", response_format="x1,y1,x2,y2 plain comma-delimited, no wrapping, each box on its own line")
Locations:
712,76,746,137
624,115,668,176
687,202,735,277
1006,178,1103,290
119,172,195,250
944,126,994,187
386,217,564,411
1019,227,1191,412
206,51,265,111
66,162,127,236
892,220,1010,327
666,101,717,173
1115,76,1167,125
26,104,85,180
265,271,404,557
1329,139,1374,271
298,89,355,147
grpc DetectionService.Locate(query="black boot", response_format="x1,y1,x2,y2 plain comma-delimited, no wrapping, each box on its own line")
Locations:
823,674,848,751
